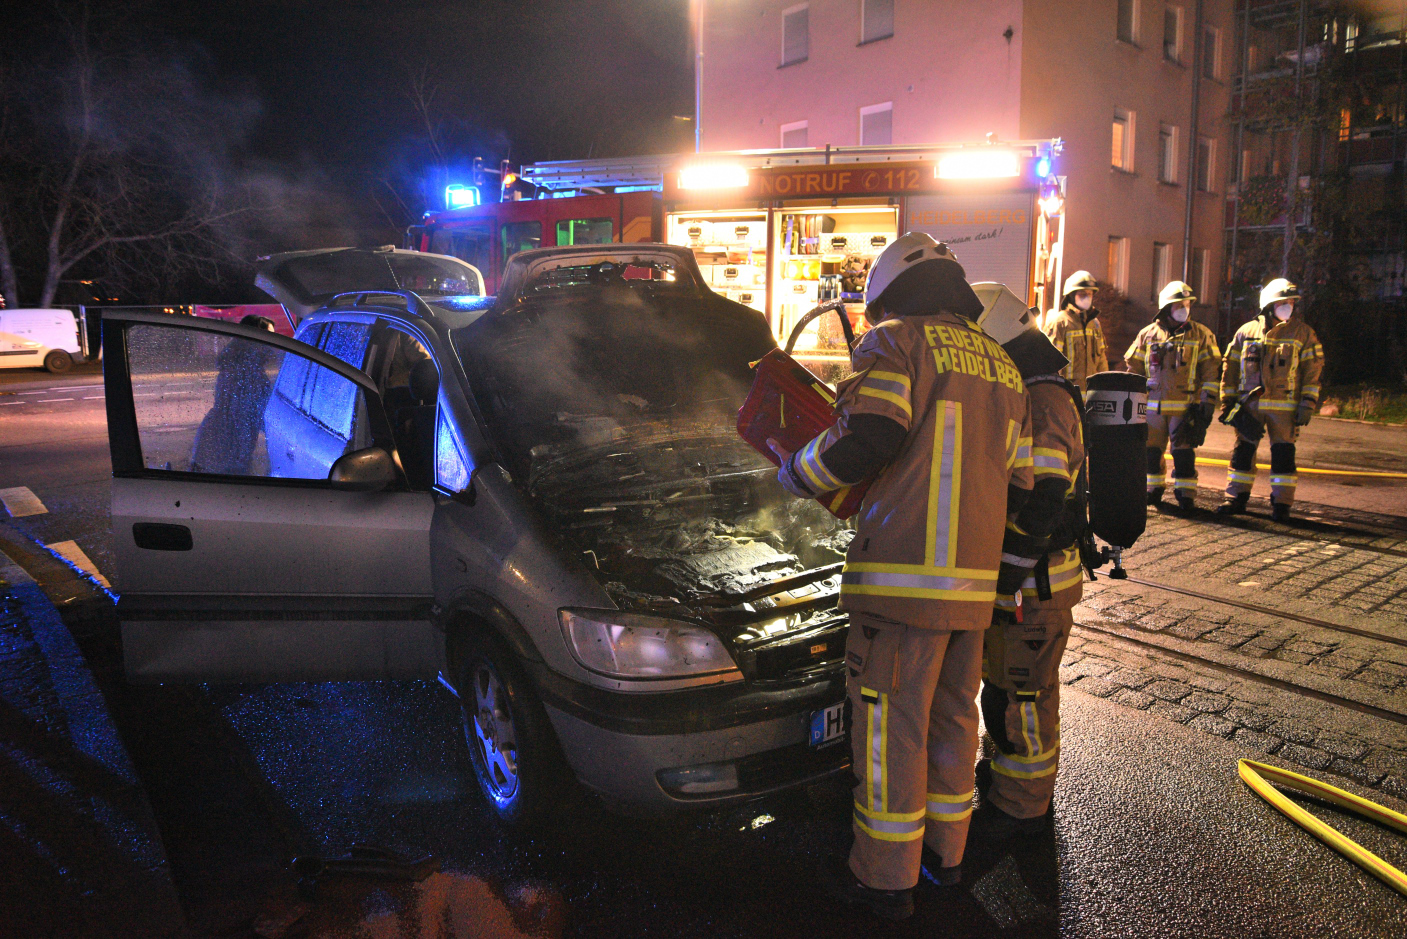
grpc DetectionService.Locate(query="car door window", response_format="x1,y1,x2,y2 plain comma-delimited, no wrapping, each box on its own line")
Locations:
435,409,471,492
555,217,614,246
125,321,375,481
370,328,439,491
501,221,542,259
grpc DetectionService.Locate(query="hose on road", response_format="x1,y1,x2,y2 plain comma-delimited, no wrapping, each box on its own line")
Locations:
1238,759,1407,897
1198,457,1407,480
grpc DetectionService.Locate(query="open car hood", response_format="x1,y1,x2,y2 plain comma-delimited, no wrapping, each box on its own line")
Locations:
254,246,484,321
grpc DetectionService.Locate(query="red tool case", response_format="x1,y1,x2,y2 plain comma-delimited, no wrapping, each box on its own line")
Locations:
736,348,869,519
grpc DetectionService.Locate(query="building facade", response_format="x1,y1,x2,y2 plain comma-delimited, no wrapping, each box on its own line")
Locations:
697,0,1235,348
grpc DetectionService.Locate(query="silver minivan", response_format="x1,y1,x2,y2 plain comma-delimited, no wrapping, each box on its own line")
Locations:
103,244,851,821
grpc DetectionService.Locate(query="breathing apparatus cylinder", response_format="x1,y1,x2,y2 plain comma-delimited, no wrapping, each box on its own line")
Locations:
1084,371,1149,550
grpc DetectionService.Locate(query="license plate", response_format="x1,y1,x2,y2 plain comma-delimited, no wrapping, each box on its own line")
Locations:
809,702,846,748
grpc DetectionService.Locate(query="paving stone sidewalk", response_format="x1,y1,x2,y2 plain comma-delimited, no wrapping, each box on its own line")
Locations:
0,550,186,938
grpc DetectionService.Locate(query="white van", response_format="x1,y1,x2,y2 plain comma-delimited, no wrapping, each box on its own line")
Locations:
0,308,88,373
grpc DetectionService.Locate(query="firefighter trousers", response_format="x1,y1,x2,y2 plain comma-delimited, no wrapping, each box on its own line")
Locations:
1145,407,1197,497
845,616,984,891
1226,402,1300,507
981,607,1073,819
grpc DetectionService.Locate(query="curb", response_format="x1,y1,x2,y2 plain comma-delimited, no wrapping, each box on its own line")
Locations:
0,548,188,937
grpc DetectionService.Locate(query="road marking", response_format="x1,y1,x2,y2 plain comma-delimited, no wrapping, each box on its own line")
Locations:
83,395,104,400
39,398,74,403
46,540,111,590
0,401,22,406
0,487,48,518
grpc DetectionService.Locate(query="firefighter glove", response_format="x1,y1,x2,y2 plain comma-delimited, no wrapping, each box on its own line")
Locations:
1295,400,1315,427
776,454,818,499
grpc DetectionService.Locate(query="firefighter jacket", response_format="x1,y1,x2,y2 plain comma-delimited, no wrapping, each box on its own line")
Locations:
1124,317,1222,413
1042,306,1108,394
1220,315,1324,415
998,378,1086,613
784,312,1035,631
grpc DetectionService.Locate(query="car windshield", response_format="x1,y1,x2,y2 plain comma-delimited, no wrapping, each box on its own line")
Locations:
453,283,775,484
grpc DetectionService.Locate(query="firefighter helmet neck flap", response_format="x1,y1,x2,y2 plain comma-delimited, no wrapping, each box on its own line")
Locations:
865,231,984,324
972,282,1070,379
1260,277,1300,322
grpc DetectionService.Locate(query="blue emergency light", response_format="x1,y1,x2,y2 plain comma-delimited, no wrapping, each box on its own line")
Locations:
1036,157,1052,178
445,184,480,209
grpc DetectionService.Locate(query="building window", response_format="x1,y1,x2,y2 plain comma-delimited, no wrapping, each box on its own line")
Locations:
782,5,809,66
781,120,809,149
861,0,895,44
860,102,893,145
1112,109,1134,170
1202,25,1221,80
1158,124,1178,183
1108,236,1130,293
1189,247,1210,299
1152,242,1171,300
1196,137,1216,192
1163,6,1182,61
1117,0,1138,44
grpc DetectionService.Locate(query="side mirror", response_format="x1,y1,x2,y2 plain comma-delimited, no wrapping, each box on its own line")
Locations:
328,447,396,492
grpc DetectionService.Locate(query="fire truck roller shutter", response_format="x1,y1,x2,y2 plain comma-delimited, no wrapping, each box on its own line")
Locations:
1084,371,1148,550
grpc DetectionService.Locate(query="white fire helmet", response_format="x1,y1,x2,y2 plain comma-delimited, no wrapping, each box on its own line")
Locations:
1062,270,1100,301
972,282,1069,378
864,232,960,307
1157,281,1197,310
1259,277,1300,311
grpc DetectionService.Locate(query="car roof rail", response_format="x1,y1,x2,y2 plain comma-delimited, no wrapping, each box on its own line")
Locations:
326,290,436,319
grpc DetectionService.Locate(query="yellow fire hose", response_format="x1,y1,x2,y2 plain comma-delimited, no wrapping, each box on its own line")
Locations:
1198,457,1407,481
1238,759,1407,897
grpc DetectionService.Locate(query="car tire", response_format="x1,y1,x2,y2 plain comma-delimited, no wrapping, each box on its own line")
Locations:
455,630,572,827
44,350,73,374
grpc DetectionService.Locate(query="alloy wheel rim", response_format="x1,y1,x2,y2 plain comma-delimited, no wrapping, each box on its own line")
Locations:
471,662,520,801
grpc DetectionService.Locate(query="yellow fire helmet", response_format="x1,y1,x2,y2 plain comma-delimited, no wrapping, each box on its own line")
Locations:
972,282,1069,378
1259,277,1300,311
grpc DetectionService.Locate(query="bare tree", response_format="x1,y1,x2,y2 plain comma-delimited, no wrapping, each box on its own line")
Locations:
0,4,255,307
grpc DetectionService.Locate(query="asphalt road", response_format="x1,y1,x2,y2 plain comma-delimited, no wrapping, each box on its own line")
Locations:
4,363,1407,937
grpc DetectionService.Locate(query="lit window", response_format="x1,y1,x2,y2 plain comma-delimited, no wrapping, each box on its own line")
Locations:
862,0,894,44
1152,243,1171,301
1117,0,1138,44
1112,109,1134,170
1164,6,1182,61
1196,137,1216,192
1158,124,1178,183
1107,236,1130,293
1202,25,1221,80
781,120,809,149
860,102,893,145
782,5,809,66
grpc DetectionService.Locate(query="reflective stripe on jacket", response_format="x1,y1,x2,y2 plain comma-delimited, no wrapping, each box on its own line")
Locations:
1125,319,1222,407
792,312,1035,630
1221,316,1324,411
1042,306,1109,394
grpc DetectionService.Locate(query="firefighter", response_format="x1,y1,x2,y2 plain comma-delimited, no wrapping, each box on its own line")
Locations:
971,284,1085,837
1124,281,1221,512
768,233,1034,921
1042,270,1109,394
1216,278,1324,521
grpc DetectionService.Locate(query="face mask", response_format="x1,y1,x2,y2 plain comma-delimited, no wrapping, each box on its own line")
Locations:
1170,306,1190,323
1074,294,1093,311
1274,302,1293,321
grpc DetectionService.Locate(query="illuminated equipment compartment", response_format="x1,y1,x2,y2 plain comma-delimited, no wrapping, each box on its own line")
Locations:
666,211,767,314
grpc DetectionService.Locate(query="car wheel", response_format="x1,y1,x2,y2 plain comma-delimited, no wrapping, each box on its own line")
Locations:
44,350,73,374
456,630,571,826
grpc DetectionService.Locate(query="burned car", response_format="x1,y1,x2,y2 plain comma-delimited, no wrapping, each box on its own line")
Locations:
103,243,852,821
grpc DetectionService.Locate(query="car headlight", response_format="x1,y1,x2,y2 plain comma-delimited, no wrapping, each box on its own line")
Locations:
559,608,740,680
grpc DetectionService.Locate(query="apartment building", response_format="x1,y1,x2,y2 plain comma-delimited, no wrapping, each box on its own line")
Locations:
696,0,1234,345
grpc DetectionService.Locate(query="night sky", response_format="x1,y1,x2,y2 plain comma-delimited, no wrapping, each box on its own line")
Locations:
11,0,694,300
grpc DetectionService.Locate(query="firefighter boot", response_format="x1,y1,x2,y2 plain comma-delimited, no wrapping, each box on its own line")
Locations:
1216,493,1250,516
919,847,962,887
1272,502,1291,523
1146,447,1167,506
819,855,914,921
969,801,1049,840
1171,448,1198,513
1269,442,1297,521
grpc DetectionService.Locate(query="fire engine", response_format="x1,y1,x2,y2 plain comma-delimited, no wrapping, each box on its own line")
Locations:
409,142,1066,376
